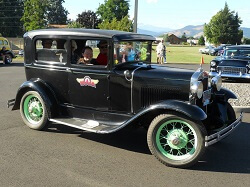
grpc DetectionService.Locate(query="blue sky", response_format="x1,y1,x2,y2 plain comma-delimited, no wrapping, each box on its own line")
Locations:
63,0,250,29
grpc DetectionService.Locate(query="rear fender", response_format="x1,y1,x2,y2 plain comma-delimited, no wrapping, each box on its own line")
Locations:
12,79,58,118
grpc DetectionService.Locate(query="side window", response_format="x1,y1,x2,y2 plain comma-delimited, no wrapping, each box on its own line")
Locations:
0,40,3,45
70,39,108,66
35,39,67,63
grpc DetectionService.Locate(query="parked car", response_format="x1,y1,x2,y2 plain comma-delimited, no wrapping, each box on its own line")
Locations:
18,49,24,56
199,45,214,55
8,29,243,168
209,44,231,56
0,36,16,63
209,45,250,82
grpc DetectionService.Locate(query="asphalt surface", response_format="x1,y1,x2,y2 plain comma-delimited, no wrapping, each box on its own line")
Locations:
0,62,250,187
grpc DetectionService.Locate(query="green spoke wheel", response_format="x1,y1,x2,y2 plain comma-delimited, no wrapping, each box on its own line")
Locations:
147,114,207,168
20,91,48,130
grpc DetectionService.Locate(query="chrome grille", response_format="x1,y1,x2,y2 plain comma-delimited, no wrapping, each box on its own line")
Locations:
218,67,247,75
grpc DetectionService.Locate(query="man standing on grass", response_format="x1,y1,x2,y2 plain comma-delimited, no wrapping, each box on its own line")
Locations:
156,40,167,64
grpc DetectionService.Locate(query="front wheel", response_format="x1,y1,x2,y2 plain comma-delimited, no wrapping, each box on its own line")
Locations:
147,114,207,168
20,91,48,130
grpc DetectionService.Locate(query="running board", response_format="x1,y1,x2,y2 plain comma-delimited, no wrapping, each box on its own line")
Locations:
49,118,123,134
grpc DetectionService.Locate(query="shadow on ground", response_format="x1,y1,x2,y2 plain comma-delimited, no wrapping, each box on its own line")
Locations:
44,121,250,173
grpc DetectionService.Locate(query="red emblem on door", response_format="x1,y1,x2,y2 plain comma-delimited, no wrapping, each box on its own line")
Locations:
76,76,99,88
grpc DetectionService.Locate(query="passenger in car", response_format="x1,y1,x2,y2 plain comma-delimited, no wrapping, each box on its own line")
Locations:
71,40,80,64
77,46,95,65
96,40,108,65
37,39,56,61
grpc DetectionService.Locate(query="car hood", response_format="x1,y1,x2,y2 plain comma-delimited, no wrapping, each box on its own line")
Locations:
218,59,249,67
115,63,195,81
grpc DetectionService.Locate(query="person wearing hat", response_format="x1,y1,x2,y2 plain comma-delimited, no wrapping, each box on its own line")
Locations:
96,40,108,65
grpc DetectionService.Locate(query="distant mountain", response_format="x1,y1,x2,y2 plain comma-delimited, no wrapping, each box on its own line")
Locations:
137,28,163,36
137,24,250,38
165,25,204,38
137,23,173,36
166,25,250,38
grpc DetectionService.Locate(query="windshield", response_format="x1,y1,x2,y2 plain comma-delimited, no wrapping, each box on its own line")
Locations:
113,41,152,65
223,48,250,58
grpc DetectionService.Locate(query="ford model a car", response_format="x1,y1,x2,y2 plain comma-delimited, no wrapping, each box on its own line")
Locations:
8,29,243,168
209,45,250,82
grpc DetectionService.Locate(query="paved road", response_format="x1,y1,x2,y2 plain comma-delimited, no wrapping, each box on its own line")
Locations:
0,62,249,187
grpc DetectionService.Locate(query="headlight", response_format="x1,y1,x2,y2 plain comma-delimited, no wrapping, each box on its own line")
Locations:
211,76,222,91
190,81,203,99
210,61,216,67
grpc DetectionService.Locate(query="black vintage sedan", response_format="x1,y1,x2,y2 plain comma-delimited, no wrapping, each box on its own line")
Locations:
8,29,243,168
209,45,250,81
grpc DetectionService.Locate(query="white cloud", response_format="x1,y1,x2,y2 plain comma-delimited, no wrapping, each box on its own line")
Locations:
146,0,158,4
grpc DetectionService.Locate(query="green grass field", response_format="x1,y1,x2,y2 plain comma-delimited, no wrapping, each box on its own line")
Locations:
152,45,215,64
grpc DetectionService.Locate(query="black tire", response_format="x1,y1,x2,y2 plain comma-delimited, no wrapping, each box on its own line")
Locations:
147,114,207,168
20,91,48,130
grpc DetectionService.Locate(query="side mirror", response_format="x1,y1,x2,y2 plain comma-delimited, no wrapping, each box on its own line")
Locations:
124,70,132,82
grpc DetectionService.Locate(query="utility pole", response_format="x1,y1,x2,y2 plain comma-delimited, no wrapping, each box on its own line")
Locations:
133,0,138,33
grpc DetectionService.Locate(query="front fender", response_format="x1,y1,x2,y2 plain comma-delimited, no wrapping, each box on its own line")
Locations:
130,100,207,123
12,79,57,118
215,87,237,101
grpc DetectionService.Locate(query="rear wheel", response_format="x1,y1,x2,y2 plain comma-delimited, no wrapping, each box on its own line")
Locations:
20,91,48,130
147,114,207,168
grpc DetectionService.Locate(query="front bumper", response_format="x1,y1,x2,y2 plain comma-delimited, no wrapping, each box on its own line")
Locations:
209,71,250,79
205,112,243,146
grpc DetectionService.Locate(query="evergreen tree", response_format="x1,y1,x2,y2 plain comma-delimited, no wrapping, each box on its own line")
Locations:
47,0,68,24
198,35,205,45
181,32,187,39
76,10,101,29
21,0,47,31
0,0,24,37
96,0,130,22
204,3,243,45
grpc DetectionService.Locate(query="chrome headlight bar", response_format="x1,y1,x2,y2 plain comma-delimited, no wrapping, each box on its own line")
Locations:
211,76,222,91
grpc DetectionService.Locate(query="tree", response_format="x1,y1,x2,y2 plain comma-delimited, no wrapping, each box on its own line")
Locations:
76,10,101,29
198,35,205,45
21,0,48,31
0,0,24,37
181,32,187,39
96,0,130,22
204,3,243,45
98,15,133,32
67,21,83,28
47,0,68,24
163,34,170,42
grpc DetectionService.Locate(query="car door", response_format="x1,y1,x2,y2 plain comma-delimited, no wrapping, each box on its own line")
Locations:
68,39,110,111
68,66,110,110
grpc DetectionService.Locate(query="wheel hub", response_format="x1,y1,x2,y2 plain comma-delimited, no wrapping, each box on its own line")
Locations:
167,129,188,149
171,137,180,145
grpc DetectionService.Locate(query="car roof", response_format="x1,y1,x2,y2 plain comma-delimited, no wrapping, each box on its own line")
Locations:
226,45,250,49
24,28,156,41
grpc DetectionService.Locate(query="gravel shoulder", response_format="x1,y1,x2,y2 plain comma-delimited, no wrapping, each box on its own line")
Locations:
222,82,250,112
